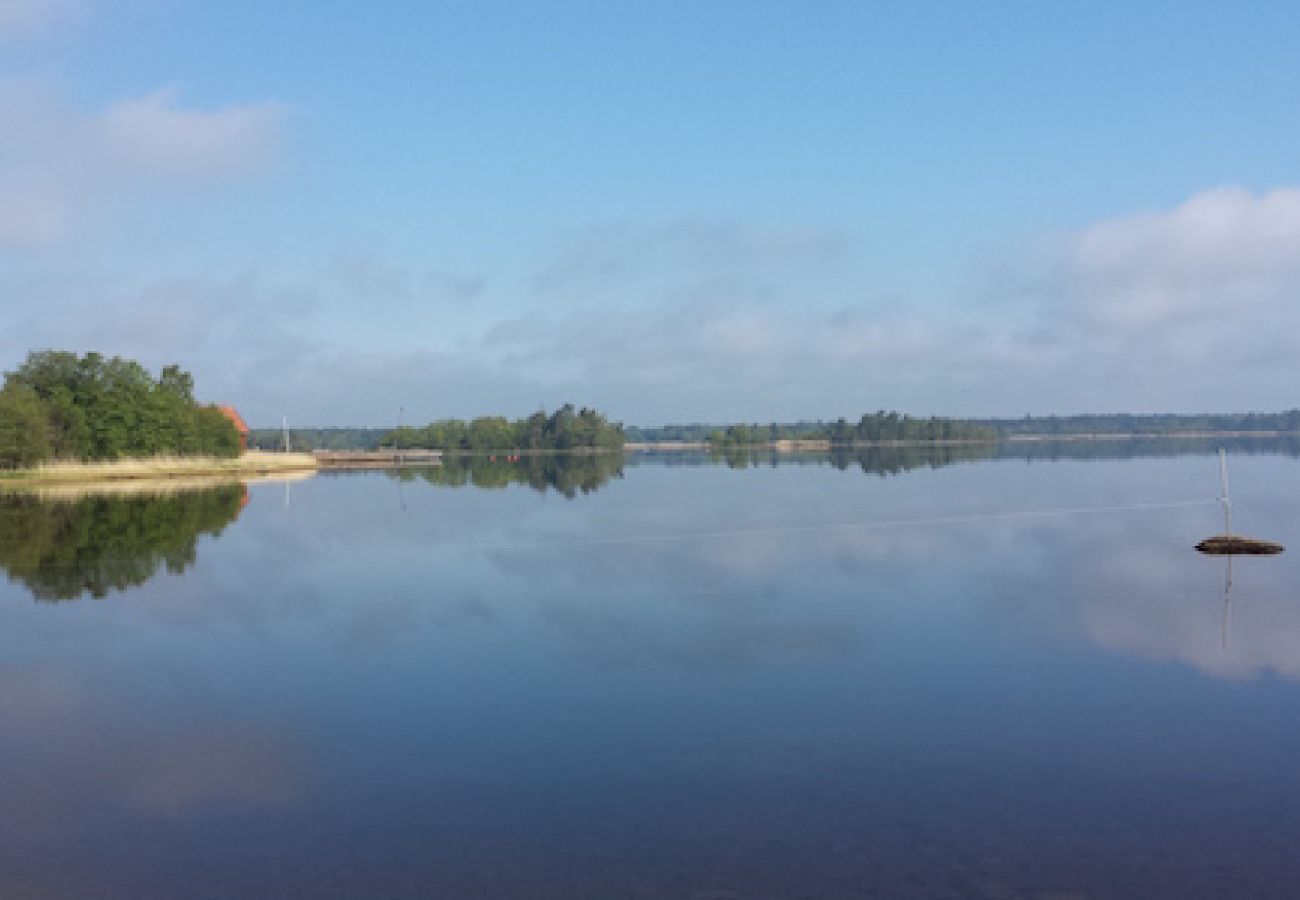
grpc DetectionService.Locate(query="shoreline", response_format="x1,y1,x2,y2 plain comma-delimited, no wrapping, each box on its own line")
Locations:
0,451,319,485
624,431,1294,452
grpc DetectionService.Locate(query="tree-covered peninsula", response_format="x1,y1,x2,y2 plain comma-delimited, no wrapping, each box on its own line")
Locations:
0,351,240,469
381,404,625,452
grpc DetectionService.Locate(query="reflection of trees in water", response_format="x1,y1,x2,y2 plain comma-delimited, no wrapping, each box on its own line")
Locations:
0,485,245,601
645,436,1300,474
709,444,998,475
389,453,625,498
380,438,1300,496
997,434,1300,464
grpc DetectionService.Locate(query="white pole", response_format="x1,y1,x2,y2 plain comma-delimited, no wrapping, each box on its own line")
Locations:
1219,448,1231,535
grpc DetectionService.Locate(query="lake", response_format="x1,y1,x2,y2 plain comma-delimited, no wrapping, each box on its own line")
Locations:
2,443,1299,898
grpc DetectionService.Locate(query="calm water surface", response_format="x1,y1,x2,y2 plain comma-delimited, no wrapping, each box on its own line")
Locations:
2,446,1299,898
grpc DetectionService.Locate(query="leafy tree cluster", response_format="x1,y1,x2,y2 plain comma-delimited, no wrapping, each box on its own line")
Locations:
380,404,624,452
824,412,995,444
0,351,239,468
706,423,813,446
388,452,623,498
0,485,245,601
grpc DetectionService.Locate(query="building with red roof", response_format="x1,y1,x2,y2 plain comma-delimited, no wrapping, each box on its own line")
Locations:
217,405,250,452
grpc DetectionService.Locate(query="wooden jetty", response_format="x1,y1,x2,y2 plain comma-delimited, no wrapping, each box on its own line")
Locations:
313,450,443,470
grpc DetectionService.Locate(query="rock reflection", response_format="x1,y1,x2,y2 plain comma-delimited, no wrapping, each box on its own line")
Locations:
0,483,246,601
1023,510,1298,681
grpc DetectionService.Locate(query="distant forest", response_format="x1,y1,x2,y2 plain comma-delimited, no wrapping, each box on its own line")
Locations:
263,409,1300,452
247,427,391,452
628,410,1300,445
987,410,1300,436
0,351,240,469
626,415,995,445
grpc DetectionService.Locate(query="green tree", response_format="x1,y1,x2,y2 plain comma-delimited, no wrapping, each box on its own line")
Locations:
2,351,238,463
0,385,52,468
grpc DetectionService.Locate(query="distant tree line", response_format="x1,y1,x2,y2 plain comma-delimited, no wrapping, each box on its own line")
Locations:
625,422,820,443
987,410,1300,437
379,404,624,452
217,407,1300,458
703,413,996,448
630,410,1300,446
0,351,240,469
247,427,392,452
202,407,1300,459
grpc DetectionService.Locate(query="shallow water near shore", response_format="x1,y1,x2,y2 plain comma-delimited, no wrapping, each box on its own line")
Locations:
2,443,1299,898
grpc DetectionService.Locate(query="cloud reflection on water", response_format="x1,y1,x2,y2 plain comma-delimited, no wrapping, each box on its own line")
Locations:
0,666,301,841
1,450,1294,683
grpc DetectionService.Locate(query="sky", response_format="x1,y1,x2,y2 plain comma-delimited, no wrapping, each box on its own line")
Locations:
3,0,1300,427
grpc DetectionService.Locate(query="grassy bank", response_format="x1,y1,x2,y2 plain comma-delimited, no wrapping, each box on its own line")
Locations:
1,469,317,500
0,451,319,484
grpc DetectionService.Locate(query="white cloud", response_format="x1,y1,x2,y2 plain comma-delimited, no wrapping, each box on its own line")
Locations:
0,81,284,247
477,189,1300,418
96,88,284,177
1056,186,1300,332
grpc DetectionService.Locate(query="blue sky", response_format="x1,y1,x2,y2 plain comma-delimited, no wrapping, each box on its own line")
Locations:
3,0,1300,425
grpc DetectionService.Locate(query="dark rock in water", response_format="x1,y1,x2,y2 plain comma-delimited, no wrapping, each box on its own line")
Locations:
1196,535,1285,555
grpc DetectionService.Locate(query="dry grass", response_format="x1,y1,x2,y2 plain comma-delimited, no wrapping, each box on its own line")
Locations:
1,451,318,485
2,468,316,500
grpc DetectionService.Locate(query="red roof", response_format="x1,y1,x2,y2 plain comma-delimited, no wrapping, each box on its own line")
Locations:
217,405,250,434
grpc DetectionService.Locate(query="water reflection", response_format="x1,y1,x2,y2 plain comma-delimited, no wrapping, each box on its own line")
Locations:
0,483,246,601
997,433,1300,463
475,451,1298,683
633,434,1300,472
1221,555,1234,652
2,449,1300,896
384,451,625,496
707,443,996,473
